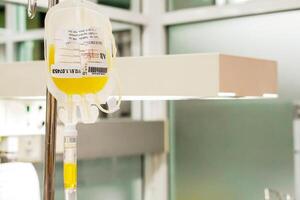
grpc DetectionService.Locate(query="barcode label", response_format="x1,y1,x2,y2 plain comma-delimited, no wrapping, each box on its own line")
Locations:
88,67,107,74
51,64,82,78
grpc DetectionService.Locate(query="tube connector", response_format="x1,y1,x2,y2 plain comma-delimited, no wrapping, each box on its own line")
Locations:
64,124,78,137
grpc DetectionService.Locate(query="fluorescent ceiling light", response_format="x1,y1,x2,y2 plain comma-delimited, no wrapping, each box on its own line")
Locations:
263,93,278,98
218,92,236,97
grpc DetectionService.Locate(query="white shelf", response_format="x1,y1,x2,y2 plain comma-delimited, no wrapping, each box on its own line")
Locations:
0,53,277,99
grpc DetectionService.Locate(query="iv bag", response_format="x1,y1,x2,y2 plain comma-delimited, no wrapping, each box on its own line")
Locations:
45,0,120,124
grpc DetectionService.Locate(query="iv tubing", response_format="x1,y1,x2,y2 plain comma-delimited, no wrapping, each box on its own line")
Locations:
63,124,78,200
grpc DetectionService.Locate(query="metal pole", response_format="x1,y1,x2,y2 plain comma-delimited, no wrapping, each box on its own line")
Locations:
43,1,59,200
43,91,57,200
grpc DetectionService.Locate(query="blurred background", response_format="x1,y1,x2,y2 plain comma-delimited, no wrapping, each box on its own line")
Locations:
0,0,299,200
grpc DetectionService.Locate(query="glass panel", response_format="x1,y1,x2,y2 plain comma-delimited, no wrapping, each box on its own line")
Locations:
15,40,44,61
0,5,5,28
169,100,294,200
15,5,27,32
98,0,130,9
34,156,142,200
168,13,296,199
168,0,215,11
26,9,46,30
114,30,131,57
0,44,5,62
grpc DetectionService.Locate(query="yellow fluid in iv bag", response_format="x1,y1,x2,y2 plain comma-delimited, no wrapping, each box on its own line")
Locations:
64,163,77,189
48,44,109,95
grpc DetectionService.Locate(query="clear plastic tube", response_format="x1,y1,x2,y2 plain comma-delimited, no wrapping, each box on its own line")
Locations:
64,134,77,200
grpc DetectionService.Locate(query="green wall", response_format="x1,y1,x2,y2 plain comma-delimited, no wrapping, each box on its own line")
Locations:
169,100,294,200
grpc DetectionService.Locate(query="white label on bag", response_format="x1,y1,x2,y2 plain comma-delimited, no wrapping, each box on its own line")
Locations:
51,27,108,78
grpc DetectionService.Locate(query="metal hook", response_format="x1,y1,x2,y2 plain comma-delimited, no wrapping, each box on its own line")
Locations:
27,0,37,19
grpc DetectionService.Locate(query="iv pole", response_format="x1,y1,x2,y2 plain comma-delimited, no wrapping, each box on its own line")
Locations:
44,90,57,200
43,1,59,200
27,0,59,199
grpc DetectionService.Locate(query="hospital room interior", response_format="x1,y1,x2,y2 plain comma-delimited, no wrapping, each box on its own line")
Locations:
0,0,299,200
